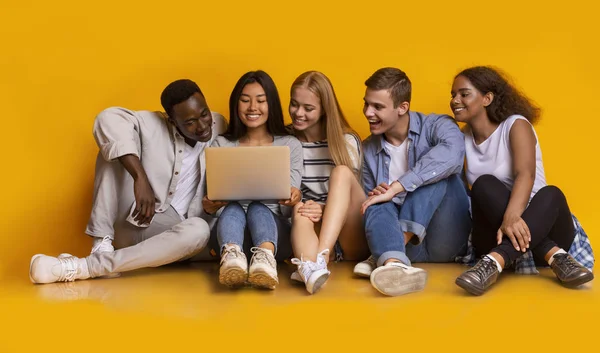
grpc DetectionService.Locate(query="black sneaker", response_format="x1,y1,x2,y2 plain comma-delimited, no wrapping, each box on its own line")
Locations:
550,253,594,288
455,256,499,296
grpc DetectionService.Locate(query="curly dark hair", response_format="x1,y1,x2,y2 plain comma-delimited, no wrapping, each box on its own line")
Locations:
456,66,540,124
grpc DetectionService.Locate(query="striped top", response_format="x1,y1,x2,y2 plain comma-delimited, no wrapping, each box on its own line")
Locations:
301,133,361,204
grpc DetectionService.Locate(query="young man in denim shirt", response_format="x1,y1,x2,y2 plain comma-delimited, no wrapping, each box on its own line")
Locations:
356,67,471,296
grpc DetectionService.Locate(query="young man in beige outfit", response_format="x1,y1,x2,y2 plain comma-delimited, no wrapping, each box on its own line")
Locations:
30,79,227,284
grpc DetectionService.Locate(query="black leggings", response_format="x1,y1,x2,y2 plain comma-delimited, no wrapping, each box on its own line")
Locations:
471,175,575,267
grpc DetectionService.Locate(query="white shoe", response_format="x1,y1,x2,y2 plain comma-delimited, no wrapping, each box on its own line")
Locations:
91,235,115,254
30,254,90,284
354,255,376,278
248,247,278,289
219,244,248,287
291,249,330,294
290,270,303,283
90,236,121,278
370,261,427,296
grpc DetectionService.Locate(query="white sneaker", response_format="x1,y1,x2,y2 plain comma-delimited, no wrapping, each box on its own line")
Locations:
290,270,303,283
30,254,90,284
90,236,121,278
291,249,330,294
91,235,115,254
248,247,278,289
219,244,248,287
370,261,427,296
354,255,377,278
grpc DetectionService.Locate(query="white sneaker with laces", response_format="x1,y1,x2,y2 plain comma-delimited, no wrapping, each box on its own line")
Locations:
354,255,376,278
91,235,115,254
29,254,90,284
370,261,427,296
248,247,278,289
90,236,120,278
219,244,248,287
291,249,330,294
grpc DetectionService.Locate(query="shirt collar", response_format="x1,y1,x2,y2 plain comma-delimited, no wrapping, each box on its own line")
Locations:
375,111,420,154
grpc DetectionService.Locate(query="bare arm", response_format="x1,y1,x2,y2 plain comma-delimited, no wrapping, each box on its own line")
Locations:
498,119,536,251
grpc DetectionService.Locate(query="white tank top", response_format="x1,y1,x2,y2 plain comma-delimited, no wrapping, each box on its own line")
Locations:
465,115,547,200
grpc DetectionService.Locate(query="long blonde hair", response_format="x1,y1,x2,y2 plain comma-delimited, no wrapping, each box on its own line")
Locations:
290,71,361,177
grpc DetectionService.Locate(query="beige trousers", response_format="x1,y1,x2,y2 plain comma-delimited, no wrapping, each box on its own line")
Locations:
83,152,213,279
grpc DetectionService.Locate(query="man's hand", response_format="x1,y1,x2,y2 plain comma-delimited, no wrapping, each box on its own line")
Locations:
297,200,324,222
361,181,405,214
132,177,156,225
279,187,302,207
202,195,228,215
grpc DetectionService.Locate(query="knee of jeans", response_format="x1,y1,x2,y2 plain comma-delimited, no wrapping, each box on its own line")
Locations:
248,201,268,212
223,201,243,212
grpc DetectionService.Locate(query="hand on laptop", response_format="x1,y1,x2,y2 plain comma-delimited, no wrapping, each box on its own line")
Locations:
202,196,228,215
297,200,323,223
279,187,302,207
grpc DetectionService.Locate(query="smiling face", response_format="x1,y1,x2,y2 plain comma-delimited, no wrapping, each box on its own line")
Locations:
450,75,492,124
289,86,322,133
237,82,269,129
169,92,213,143
363,88,406,135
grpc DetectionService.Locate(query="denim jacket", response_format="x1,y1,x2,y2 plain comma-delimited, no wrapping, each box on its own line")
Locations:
362,111,465,201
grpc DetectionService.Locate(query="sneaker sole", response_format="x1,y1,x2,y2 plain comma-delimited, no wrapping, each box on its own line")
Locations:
455,277,485,296
248,270,278,290
219,267,247,287
307,269,330,294
370,266,427,296
561,272,595,288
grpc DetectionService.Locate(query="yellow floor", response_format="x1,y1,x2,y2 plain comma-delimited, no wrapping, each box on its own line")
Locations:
2,262,598,352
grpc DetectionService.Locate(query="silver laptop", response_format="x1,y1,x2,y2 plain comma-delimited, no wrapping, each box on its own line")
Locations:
205,146,291,201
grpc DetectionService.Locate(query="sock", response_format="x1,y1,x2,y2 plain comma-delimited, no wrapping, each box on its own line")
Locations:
548,249,567,265
485,255,503,273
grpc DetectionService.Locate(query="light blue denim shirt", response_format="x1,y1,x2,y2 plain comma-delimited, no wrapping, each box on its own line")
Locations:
362,111,465,201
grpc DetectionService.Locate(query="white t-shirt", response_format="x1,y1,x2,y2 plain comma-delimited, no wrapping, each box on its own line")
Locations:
383,138,409,205
170,141,203,218
465,115,547,200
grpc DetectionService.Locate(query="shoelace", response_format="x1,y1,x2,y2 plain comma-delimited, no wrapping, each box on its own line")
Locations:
471,257,496,280
366,255,377,267
91,236,114,253
58,256,79,282
291,256,320,281
250,247,274,266
221,245,244,264
553,253,579,272
316,249,330,270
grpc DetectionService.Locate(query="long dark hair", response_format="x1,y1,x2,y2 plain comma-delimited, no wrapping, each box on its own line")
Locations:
456,66,541,124
223,70,287,140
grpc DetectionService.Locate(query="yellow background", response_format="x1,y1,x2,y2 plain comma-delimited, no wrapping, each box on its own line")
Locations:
1,0,599,351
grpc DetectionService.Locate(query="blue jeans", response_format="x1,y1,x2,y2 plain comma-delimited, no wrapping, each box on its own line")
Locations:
364,174,471,266
215,201,292,261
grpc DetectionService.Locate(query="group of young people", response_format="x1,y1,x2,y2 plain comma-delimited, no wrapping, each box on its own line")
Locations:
29,66,595,297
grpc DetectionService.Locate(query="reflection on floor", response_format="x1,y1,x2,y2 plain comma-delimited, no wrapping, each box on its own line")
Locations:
2,262,598,352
